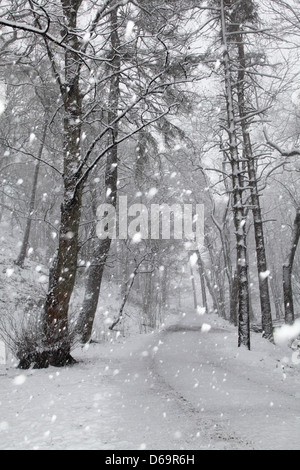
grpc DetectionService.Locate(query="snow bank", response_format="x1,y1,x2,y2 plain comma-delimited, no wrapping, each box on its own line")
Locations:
274,319,300,346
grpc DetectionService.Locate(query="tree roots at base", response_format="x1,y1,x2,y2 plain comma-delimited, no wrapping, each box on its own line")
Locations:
18,349,77,369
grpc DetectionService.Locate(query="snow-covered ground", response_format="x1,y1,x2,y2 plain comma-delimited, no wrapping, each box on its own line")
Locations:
0,309,299,450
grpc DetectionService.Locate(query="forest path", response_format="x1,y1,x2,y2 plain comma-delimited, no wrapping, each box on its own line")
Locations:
0,310,299,449
155,312,300,450
92,314,248,451
107,319,252,450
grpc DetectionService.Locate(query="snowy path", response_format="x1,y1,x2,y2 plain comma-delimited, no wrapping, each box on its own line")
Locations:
156,314,300,450
0,311,299,450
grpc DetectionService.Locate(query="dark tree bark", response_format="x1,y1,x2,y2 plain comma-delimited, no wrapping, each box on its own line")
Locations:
283,208,300,325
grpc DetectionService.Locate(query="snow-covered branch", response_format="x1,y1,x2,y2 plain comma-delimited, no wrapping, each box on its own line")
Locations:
76,102,178,192
264,128,300,157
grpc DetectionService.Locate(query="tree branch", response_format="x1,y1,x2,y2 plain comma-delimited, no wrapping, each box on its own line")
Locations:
75,103,177,193
3,143,62,176
0,17,109,63
264,127,300,157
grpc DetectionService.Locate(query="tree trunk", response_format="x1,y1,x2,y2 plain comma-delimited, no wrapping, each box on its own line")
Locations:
161,265,169,309
143,269,153,330
42,0,83,367
189,259,198,310
197,252,208,312
44,189,83,365
283,208,300,325
248,153,273,337
270,269,283,321
80,238,113,343
220,0,250,349
15,120,47,268
80,6,120,343
204,270,219,314
205,233,226,317
236,28,273,341
211,200,233,294
230,271,239,327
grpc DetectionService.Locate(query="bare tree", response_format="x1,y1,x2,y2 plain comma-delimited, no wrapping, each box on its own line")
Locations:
219,0,251,348
232,6,273,341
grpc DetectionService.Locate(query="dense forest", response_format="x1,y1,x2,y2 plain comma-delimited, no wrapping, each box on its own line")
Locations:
0,0,300,371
